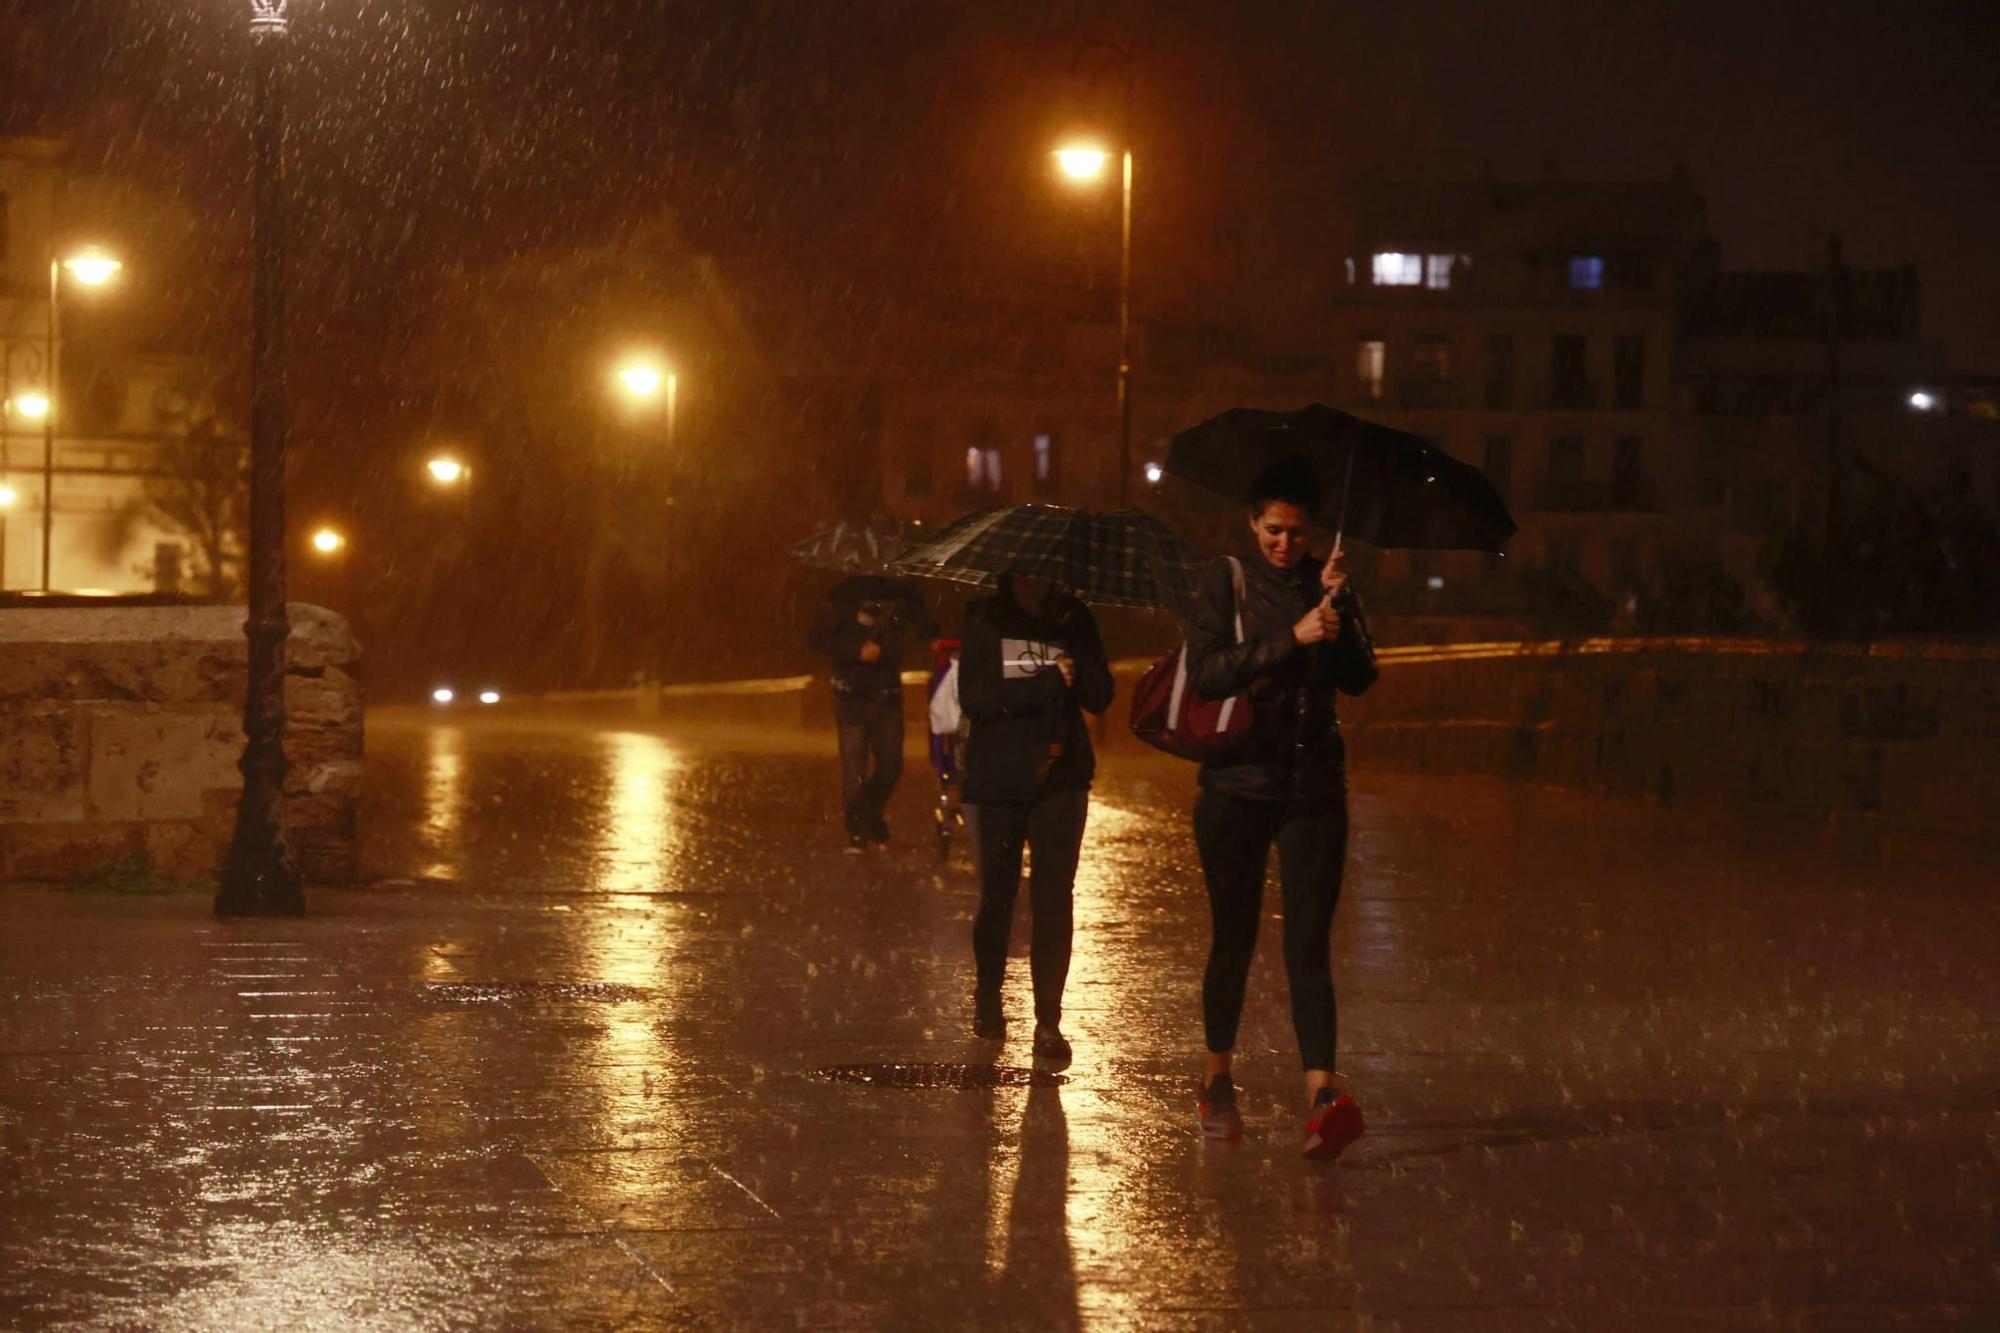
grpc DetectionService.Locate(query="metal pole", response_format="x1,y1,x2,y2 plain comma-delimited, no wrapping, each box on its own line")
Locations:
1116,148,1132,509
219,1,301,916
42,258,56,592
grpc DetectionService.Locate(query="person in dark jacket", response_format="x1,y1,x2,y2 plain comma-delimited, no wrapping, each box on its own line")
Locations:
1184,464,1378,1158
959,574,1114,1071
809,573,940,852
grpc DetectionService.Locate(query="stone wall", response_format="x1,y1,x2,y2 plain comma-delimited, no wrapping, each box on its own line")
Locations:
1339,638,2000,842
0,604,362,883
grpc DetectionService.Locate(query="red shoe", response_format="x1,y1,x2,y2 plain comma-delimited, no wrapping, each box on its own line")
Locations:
1302,1089,1363,1161
1197,1073,1242,1142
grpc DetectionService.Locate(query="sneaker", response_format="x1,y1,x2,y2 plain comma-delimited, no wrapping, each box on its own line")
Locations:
1197,1073,1242,1142
973,990,1005,1040
844,835,866,856
1031,1025,1072,1073
1302,1088,1364,1161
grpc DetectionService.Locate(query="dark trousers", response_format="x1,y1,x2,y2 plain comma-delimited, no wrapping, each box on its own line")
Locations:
1192,788,1349,1071
836,693,904,838
972,785,1089,1028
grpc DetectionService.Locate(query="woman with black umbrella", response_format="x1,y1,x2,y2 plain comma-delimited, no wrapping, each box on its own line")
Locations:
958,574,1114,1072
1184,462,1378,1158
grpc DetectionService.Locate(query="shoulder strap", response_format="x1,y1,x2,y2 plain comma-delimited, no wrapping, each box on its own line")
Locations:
1226,557,1246,645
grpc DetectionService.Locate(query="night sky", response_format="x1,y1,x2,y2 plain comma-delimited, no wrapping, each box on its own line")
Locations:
11,0,2000,369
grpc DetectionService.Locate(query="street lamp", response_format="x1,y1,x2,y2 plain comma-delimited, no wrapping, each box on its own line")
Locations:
615,357,679,449
10,393,49,420
38,247,123,592
309,525,345,555
1053,136,1134,506
219,0,302,917
426,454,467,486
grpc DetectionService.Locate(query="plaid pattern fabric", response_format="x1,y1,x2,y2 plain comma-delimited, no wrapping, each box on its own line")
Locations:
888,504,1201,615
788,517,911,573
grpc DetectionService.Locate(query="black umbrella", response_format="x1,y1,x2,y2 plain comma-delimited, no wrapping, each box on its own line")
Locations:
887,504,1201,616
1165,403,1516,552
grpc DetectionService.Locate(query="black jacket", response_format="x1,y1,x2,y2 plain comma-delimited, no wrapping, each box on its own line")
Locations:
1186,551,1378,805
959,589,1115,804
808,575,939,699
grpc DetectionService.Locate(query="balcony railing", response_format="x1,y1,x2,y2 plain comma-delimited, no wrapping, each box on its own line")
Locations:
1531,475,1658,512
1396,378,1464,409
1534,377,1601,411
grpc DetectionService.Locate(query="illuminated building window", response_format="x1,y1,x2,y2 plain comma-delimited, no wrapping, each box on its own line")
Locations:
1356,338,1386,402
965,447,1002,492
1032,432,1059,495
1371,252,1423,286
1568,255,1605,290
1425,254,1456,289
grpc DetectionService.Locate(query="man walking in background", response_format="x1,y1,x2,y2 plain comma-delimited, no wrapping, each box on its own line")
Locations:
811,573,940,852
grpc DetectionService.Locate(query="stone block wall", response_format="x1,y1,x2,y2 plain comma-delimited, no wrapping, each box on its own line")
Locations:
0,604,362,883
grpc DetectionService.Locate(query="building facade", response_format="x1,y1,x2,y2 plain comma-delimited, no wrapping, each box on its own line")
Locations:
0,136,224,595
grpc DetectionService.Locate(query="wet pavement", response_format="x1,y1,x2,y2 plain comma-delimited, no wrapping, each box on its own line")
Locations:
3,706,1997,1329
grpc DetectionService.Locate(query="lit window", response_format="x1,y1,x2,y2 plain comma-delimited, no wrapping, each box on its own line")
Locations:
966,447,1003,491
1356,338,1385,402
1033,433,1052,481
1568,256,1605,290
1343,257,1356,285
1371,252,1423,286
1425,254,1455,289
1907,390,1939,412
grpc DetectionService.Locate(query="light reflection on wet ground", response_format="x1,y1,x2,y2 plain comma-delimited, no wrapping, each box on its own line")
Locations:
2,705,1996,1327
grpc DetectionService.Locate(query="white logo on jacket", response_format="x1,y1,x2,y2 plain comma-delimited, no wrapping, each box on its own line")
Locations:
1000,638,1064,679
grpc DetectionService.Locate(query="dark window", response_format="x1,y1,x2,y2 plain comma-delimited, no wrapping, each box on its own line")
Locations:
1412,336,1449,381
1613,435,1644,485
1549,334,1590,408
1609,538,1640,592
904,422,934,496
1613,335,1645,410
1483,333,1514,409
1482,434,1513,505
1547,435,1586,484
1568,256,1604,290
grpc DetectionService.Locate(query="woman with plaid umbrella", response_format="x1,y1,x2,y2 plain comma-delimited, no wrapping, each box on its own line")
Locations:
958,575,1113,1072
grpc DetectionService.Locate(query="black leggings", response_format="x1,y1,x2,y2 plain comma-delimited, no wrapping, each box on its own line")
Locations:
1192,788,1349,1071
972,785,1089,1028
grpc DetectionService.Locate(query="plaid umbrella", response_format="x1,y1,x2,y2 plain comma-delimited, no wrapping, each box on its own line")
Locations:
1167,403,1517,553
888,504,1201,615
788,516,911,573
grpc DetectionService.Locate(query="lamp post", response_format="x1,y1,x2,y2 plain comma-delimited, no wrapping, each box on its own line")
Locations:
218,0,302,917
39,249,121,592
1054,141,1134,507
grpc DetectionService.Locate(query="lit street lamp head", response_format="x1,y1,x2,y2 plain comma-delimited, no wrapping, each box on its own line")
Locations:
61,250,122,287
10,394,49,420
0,484,17,508
1055,145,1112,181
427,456,467,485
310,527,346,555
616,362,667,400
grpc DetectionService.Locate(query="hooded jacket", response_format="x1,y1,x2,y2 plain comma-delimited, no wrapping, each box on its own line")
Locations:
1186,550,1378,805
807,574,938,700
958,588,1115,804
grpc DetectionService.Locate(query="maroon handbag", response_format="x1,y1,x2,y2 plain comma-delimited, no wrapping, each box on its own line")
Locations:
1129,558,1252,762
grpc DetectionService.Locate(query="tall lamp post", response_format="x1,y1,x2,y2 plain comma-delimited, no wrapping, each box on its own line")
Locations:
219,0,302,916
36,249,121,592
1054,142,1134,507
